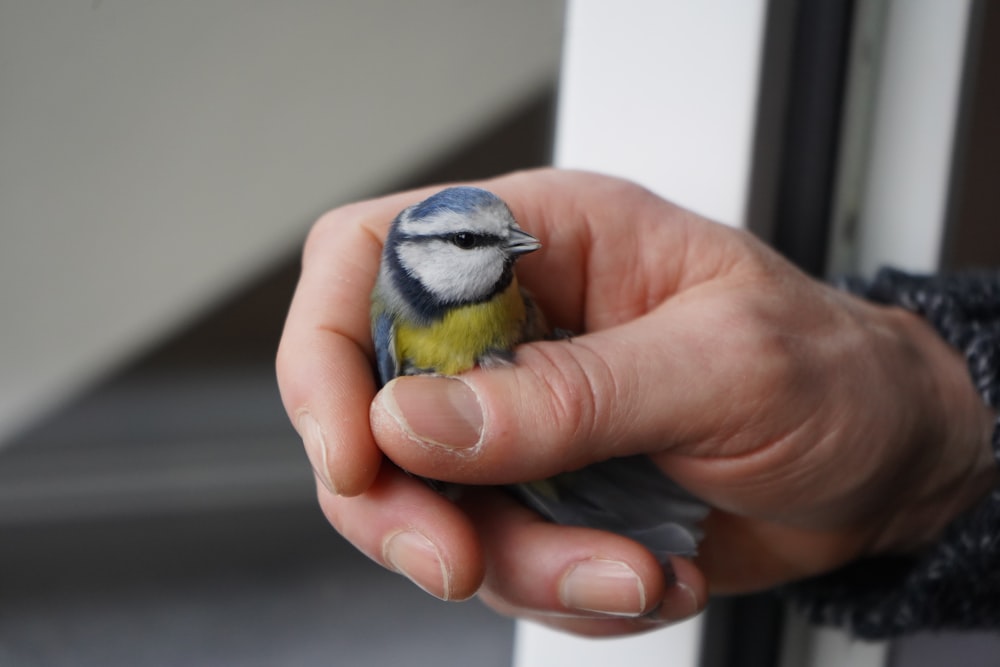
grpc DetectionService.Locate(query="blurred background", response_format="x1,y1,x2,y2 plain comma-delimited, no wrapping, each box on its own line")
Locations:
2,2,998,666
0,3,563,665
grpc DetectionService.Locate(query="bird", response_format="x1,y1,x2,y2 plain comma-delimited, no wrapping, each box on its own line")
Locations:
370,185,707,565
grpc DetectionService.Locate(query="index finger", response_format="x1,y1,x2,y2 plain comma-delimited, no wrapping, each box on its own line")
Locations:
276,188,438,495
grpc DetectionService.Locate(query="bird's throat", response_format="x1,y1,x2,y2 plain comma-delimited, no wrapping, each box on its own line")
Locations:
395,279,527,376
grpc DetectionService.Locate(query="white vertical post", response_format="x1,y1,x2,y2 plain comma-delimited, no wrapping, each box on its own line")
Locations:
854,0,973,275
517,2,771,665
554,0,770,226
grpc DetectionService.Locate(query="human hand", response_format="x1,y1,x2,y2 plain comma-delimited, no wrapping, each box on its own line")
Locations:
276,169,997,636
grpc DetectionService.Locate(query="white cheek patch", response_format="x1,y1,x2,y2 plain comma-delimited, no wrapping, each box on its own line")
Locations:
397,240,505,303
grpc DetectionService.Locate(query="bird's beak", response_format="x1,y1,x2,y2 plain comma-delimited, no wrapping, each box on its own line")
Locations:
506,227,542,256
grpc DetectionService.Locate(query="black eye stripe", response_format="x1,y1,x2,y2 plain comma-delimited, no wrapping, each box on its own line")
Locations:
396,232,502,248
446,232,501,248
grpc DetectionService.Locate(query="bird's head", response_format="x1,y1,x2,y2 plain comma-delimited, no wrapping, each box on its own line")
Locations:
385,186,540,309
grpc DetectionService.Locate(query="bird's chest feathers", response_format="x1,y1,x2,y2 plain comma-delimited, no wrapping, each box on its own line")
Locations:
395,281,527,376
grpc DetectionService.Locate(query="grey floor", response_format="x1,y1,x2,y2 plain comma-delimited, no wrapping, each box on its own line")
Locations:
0,505,513,667
0,353,514,666
0,274,515,667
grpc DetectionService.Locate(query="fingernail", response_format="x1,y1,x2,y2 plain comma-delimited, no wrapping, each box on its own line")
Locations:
297,411,337,495
644,582,701,624
559,559,646,617
383,529,451,600
381,377,483,450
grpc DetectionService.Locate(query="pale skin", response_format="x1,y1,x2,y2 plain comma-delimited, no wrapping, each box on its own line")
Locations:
276,169,997,637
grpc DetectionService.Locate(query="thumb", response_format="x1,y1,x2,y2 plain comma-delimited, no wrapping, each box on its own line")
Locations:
369,315,740,484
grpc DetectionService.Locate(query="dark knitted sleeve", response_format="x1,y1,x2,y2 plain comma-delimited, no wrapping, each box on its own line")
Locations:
787,267,1000,639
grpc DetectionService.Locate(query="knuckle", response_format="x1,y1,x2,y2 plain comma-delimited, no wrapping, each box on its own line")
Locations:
302,208,348,265
274,339,293,385
302,204,387,277
728,296,788,359
517,341,611,468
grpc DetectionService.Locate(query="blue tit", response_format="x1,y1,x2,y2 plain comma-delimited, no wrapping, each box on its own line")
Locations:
371,186,707,565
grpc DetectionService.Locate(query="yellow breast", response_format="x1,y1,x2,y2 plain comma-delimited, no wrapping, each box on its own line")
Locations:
395,280,527,376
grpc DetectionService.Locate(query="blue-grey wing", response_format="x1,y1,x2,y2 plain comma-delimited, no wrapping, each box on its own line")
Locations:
372,311,398,388
506,455,709,566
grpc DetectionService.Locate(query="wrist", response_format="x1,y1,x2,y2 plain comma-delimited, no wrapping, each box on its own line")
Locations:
866,305,997,555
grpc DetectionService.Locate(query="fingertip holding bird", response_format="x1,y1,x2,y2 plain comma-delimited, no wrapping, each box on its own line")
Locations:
296,407,382,497
296,409,338,495
558,558,648,618
382,528,454,601
641,557,706,625
641,581,702,625
553,556,705,624
374,376,485,452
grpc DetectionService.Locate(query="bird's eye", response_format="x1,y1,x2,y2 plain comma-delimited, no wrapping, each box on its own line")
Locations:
451,232,476,249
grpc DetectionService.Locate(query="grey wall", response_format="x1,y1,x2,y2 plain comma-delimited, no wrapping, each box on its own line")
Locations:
0,2,564,443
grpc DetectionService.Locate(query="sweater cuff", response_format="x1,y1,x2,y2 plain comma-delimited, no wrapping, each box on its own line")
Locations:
787,267,1000,638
